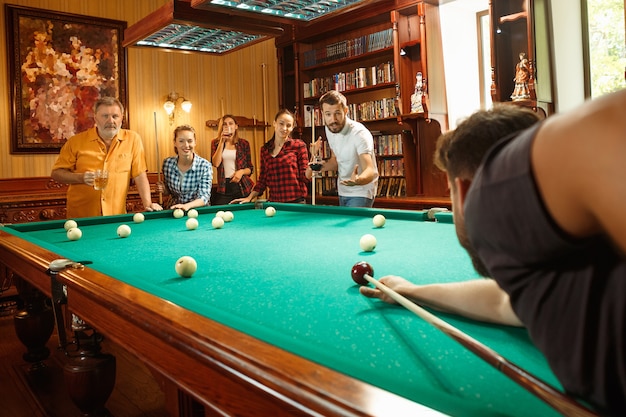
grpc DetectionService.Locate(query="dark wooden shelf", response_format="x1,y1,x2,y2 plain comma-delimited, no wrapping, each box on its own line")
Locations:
205,115,268,129
302,47,394,71
303,82,396,102
279,2,447,204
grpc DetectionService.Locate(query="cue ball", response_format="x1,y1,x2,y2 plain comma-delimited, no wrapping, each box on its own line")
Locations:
351,261,373,285
222,211,234,222
175,256,197,278
64,220,78,231
173,208,185,219
212,216,225,229
359,234,377,252
372,214,386,228
117,224,132,238
265,206,276,217
187,209,198,218
216,210,225,219
133,212,145,223
66,227,82,241
186,218,199,230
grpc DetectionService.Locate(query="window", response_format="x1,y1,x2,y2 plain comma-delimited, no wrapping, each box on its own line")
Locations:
583,0,626,97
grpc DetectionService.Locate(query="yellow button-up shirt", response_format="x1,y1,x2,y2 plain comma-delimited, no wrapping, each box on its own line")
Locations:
52,127,148,218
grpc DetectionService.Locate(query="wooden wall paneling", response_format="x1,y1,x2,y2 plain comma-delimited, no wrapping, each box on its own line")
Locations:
0,175,162,223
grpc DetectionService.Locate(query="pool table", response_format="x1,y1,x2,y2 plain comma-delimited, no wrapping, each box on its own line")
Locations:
0,203,562,417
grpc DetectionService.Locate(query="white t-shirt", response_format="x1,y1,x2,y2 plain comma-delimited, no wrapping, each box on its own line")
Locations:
222,148,236,179
325,118,378,199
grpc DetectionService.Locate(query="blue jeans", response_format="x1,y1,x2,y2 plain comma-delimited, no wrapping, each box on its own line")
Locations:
339,196,374,208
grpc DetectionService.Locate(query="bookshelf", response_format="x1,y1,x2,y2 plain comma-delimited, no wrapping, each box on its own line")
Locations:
276,1,449,208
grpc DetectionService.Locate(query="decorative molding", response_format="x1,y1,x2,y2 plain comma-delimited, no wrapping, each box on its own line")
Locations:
205,115,269,129
0,176,160,224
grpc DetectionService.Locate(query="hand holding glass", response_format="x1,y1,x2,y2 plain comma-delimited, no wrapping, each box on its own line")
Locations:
94,169,108,190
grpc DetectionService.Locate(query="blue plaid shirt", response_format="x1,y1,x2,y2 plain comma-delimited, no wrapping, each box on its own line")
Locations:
162,154,212,205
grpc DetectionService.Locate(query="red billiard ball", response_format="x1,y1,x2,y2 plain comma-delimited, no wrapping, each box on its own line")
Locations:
351,262,373,286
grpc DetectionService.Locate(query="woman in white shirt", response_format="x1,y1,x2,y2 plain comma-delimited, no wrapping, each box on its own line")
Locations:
210,115,255,205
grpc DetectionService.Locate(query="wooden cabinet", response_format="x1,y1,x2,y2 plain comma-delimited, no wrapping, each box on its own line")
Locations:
276,1,449,207
490,0,554,116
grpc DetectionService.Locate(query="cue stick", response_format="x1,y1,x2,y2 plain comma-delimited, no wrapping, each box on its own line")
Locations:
311,106,316,206
154,111,162,205
362,273,599,417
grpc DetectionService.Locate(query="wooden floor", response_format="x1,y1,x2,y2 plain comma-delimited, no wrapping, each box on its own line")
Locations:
0,288,171,417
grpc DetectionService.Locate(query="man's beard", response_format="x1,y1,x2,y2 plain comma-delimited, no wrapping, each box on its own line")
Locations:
98,125,119,140
327,121,344,133
457,227,490,277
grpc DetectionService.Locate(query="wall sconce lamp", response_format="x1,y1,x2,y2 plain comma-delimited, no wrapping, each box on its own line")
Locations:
163,92,192,124
400,48,407,56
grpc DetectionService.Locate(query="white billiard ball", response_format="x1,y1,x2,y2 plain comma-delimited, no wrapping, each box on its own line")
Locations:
64,220,78,231
372,214,386,228
175,256,197,278
66,227,82,241
173,208,185,219
133,212,145,223
186,217,199,230
222,211,234,222
187,209,199,218
359,234,377,252
117,224,132,238
216,210,225,219
265,206,276,217
211,216,225,229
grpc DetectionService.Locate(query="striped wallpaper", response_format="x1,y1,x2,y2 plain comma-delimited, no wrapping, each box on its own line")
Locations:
0,0,279,182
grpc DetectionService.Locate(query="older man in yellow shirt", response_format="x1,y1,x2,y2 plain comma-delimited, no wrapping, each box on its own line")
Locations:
52,97,162,218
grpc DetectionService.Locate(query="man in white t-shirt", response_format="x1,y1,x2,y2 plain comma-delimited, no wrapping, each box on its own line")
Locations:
312,90,378,207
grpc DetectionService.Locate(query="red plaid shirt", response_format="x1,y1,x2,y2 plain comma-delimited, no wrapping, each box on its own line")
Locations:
254,137,310,202
210,138,254,195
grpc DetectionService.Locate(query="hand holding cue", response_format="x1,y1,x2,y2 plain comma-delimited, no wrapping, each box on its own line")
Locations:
357,268,598,417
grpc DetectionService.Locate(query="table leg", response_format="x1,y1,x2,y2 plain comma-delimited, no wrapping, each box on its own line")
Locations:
64,330,116,417
13,276,54,371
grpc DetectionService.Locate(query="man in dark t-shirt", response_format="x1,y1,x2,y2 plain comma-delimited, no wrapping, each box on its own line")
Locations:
361,89,626,416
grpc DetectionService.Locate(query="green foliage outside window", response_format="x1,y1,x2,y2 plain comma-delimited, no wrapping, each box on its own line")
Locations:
587,0,626,97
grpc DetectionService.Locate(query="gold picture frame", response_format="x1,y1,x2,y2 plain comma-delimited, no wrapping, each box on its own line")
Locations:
5,5,127,154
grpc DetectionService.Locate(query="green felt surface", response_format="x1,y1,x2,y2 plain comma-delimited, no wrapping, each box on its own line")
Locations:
4,204,561,417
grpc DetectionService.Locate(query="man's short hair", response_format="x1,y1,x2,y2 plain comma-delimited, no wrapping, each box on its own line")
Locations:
94,97,124,115
319,90,348,109
434,105,541,181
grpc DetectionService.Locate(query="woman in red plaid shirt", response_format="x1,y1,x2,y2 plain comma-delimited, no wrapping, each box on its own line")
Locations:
233,109,310,204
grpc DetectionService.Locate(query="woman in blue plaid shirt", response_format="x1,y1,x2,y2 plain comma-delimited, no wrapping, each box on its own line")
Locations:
160,125,212,211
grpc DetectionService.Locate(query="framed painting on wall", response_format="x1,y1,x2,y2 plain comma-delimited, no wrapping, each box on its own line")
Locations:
5,5,127,154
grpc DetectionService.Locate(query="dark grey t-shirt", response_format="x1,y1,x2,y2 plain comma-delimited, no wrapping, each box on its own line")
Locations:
465,124,626,415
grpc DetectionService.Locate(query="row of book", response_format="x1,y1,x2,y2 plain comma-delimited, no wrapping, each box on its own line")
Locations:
377,177,406,198
312,176,338,196
377,158,405,177
312,175,406,198
312,176,406,198
302,28,393,68
374,133,403,156
348,97,397,121
304,97,398,127
302,62,395,98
